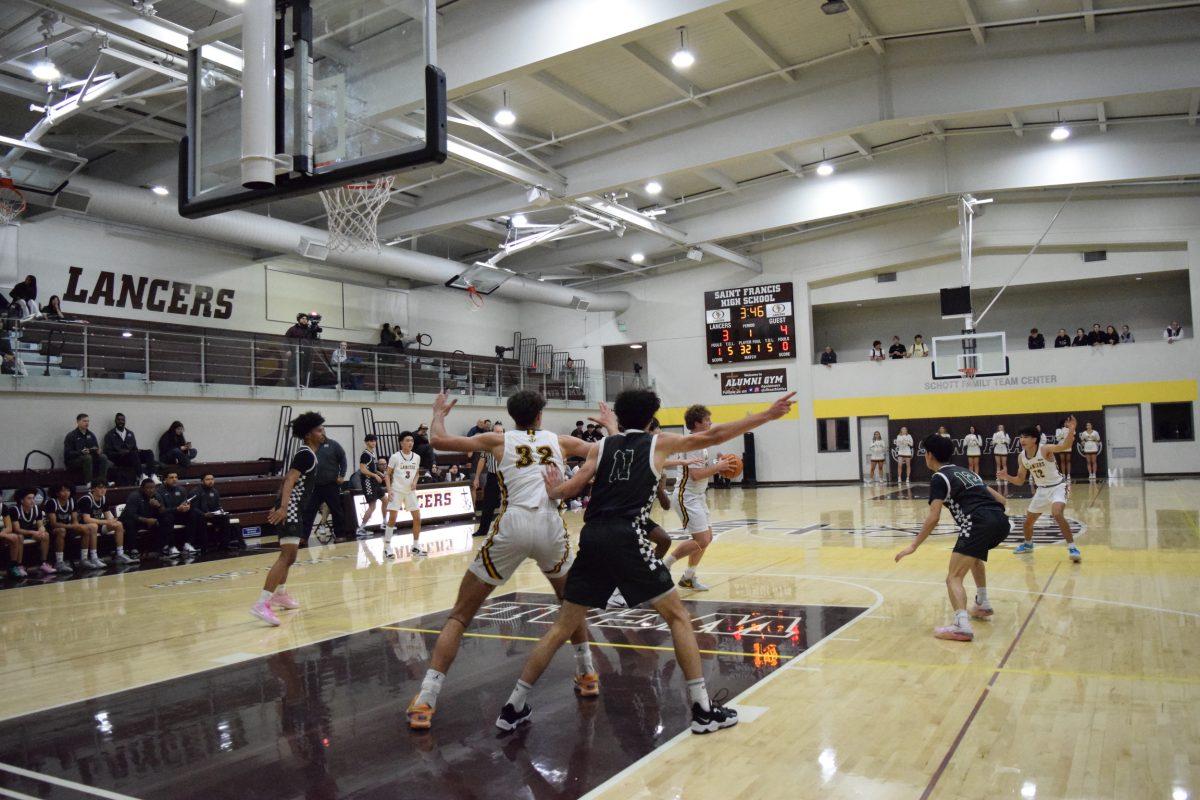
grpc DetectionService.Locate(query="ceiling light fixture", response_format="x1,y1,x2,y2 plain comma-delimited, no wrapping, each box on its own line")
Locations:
510,213,528,227
631,253,645,263
121,331,133,338
494,90,516,127
30,52,60,82
644,180,662,195
671,27,695,70
629,343,644,349
816,162,834,177
150,184,169,196
820,0,849,14
1050,125,1070,141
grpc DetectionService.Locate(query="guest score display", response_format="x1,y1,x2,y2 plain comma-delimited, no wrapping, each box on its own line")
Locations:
704,282,796,364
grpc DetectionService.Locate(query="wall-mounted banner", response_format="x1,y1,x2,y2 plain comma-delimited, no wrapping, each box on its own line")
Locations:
63,265,235,320
721,368,788,396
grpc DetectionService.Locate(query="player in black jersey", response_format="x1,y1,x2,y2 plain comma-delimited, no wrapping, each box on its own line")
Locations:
495,388,795,735
895,433,1010,642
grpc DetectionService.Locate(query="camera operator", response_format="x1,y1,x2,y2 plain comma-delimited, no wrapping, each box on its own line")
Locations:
286,312,324,387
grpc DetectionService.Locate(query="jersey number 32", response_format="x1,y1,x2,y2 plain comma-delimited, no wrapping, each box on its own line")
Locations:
515,445,553,468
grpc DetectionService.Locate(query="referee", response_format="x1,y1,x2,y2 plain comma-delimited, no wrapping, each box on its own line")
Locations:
473,421,504,536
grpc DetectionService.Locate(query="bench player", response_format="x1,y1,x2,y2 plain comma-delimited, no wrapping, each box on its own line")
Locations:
999,416,1082,563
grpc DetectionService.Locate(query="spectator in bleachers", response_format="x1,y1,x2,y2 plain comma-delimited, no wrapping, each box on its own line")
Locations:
412,423,435,470
77,482,136,564
1072,327,1087,346
45,483,96,572
1,351,26,376
121,479,169,557
6,489,54,576
1104,325,1120,345
188,474,236,551
1054,329,1071,348
158,421,198,467
868,341,885,362
468,418,489,437
1028,328,1045,349
1087,323,1104,346
103,413,159,485
910,334,929,358
444,464,464,482
581,423,600,442
473,421,504,537
307,437,349,539
888,336,907,359
42,295,86,324
1164,321,1183,343
1120,325,1134,343
819,346,837,366
157,471,196,556
8,275,40,319
286,313,311,339
571,420,586,438
379,323,397,347
65,413,110,485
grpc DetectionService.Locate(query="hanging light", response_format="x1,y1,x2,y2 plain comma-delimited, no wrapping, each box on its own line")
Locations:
510,213,528,227
671,27,695,70
631,253,645,263
644,180,662,195
816,162,834,177
494,90,516,127
1050,126,1070,141
30,44,60,82
149,185,169,196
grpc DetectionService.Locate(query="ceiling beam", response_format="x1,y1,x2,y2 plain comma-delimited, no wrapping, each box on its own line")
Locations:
447,101,563,177
929,120,946,141
1096,101,1108,132
957,0,986,45
843,0,885,55
1082,0,1097,33
697,167,739,194
721,11,794,83
620,42,708,108
769,151,803,177
528,71,630,133
847,133,874,160
1006,111,1025,137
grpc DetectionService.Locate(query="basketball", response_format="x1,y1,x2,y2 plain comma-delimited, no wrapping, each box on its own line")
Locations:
718,454,743,479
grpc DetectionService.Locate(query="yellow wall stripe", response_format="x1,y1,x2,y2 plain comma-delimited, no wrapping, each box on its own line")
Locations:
812,379,1196,420
657,402,800,427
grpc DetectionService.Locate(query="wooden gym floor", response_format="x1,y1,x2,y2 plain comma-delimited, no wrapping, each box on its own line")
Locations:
0,478,1196,800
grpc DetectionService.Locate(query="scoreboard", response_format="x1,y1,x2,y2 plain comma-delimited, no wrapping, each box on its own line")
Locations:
704,282,795,364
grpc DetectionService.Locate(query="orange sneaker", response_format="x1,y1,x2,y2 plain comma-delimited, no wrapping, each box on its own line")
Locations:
573,672,600,697
407,698,434,730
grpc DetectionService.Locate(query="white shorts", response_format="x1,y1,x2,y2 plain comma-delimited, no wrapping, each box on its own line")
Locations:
993,447,1008,456
387,489,420,512
1028,482,1069,514
1083,445,1099,454
469,505,572,587
673,491,710,535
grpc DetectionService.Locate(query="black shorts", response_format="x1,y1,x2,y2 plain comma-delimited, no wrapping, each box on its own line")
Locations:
362,478,383,502
564,518,675,609
952,511,1011,561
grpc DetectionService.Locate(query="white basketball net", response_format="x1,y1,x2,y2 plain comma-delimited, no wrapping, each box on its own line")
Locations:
0,178,26,225
318,174,395,252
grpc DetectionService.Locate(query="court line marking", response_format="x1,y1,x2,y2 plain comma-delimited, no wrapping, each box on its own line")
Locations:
0,787,43,800
0,762,142,800
806,655,1200,686
379,626,797,661
581,575,884,800
919,563,1060,800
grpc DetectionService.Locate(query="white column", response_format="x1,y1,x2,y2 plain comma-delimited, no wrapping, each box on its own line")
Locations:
240,0,276,189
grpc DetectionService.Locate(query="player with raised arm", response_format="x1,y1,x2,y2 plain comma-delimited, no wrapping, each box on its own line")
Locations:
494,388,795,735
895,434,1010,641
404,390,598,731
999,415,1082,563
383,432,423,558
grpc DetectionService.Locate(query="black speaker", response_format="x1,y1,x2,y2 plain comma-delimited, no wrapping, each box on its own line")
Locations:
742,432,757,484
940,286,972,318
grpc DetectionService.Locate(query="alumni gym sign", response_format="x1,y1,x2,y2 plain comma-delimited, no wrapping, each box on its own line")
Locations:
63,265,235,320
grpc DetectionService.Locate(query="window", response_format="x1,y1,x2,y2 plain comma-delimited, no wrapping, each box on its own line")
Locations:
817,418,851,452
1151,402,1194,442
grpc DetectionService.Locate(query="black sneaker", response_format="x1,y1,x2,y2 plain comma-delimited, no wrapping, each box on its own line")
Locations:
495,702,532,731
690,701,738,734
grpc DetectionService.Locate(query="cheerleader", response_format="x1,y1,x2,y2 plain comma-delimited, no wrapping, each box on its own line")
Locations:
1079,421,1102,480
991,425,1011,481
964,425,983,475
868,431,887,484
894,426,914,484
1054,417,1072,478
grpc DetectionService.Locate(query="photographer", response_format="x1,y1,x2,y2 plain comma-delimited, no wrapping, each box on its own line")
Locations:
286,312,323,387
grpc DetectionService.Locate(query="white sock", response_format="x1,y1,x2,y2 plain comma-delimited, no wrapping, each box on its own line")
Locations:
954,609,971,630
976,587,989,605
115,546,124,556
686,677,710,711
55,552,65,563
682,566,696,580
89,549,98,559
507,679,533,710
574,643,594,675
663,554,677,568
276,584,286,595
416,669,445,707
384,527,394,546
259,590,273,604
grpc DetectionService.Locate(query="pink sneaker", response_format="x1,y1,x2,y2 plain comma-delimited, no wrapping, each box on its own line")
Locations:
970,605,994,619
934,625,973,641
270,591,300,610
250,601,281,626
39,562,57,576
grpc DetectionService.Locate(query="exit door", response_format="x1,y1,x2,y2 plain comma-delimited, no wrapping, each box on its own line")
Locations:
1103,405,1142,478
858,416,889,482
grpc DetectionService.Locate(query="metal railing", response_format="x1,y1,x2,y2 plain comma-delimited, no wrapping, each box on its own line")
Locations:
6,319,651,403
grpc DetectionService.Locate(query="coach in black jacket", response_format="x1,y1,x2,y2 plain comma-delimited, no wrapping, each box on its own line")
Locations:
64,414,110,484
302,439,350,540
103,413,158,484
188,474,237,550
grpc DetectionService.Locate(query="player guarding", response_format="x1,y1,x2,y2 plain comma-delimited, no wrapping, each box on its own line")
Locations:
662,404,738,591
404,390,597,731
999,416,1082,563
895,434,1010,641
495,389,795,735
383,432,423,558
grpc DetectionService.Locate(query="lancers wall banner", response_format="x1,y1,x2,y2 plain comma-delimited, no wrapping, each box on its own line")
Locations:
721,368,789,396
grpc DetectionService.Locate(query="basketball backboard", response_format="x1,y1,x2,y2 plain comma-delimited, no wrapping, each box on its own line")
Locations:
446,262,518,295
931,331,1009,379
180,0,447,218
0,133,88,198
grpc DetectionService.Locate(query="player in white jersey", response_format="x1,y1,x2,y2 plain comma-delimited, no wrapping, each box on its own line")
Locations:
991,425,1011,482
964,426,983,476
405,390,599,730
998,416,1082,562
1054,418,1072,480
894,427,914,484
384,433,424,558
1079,421,1102,481
662,404,738,591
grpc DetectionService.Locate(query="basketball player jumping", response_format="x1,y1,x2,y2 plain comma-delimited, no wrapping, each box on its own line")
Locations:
895,433,1010,641
662,404,738,591
999,415,1082,563
383,432,423,559
495,389,795,735
254,411,324,626
404,391,597,730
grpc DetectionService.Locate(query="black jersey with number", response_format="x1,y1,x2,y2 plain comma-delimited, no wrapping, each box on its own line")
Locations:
44,497,75,521
282,447,318,521
77,493,106,519
930,465,1005,530
6,503,45,530
584,430,658,524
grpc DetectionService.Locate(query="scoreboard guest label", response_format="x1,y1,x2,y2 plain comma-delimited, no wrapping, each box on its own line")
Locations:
705,282,796,364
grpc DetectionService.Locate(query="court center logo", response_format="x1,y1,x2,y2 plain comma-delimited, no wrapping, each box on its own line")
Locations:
754,516,1086,544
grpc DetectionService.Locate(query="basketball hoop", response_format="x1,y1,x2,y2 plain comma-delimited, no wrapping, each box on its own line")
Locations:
318,172,395,253
960,367,978,380
465,285,484,310
0,177,26,225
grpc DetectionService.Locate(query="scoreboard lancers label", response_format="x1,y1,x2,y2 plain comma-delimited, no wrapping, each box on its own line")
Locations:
704,282,796,364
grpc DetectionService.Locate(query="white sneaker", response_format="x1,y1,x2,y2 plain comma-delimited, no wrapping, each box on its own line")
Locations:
112,552,135,565
167,546,181,557
88,555,109,568
383,546,395,560
607,590,628,609
411,544,427,558
182,543,198,554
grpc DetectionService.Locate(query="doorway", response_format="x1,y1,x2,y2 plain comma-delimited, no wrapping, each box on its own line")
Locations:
857,416,889,483
1103,405,1143,478
602,343,648,399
